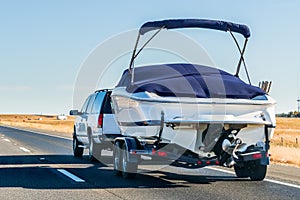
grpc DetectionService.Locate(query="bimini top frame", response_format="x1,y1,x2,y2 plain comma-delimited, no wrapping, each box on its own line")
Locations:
139,19,250,37
128,19,252,84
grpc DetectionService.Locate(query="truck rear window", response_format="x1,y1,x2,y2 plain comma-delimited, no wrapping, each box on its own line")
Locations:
102,94,113,114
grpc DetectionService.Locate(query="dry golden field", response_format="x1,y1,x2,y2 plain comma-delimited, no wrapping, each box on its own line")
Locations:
0,114,74,138
271,117,300,167
0,115,299,167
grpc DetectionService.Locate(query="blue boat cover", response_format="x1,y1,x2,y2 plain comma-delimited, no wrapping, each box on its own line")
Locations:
140,19,250,38
117,64,265,99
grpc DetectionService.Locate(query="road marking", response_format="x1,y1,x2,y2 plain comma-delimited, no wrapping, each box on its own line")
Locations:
57,169,85,183
19,147,31,152
3,138,10,142
264,178,300,189
206,166,236,175
206,166,300,189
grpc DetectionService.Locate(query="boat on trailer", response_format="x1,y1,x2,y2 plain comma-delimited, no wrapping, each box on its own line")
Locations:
111,19,276,180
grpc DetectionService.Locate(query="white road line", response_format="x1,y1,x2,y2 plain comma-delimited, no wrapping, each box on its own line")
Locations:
264,178,300,189
57,169,85,183
206,166,235,175
19,147,31,153
206,166,300,189
3,138,10,142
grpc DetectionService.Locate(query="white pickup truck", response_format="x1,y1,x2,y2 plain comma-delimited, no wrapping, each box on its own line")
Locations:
70,89,121,160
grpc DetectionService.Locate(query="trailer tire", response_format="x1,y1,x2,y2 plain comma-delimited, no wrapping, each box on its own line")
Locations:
249,164,267,181
121,143,138,179
234,166,249,178
113,141,122,176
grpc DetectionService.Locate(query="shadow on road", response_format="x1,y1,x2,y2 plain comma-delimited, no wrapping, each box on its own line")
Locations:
0,154,243,189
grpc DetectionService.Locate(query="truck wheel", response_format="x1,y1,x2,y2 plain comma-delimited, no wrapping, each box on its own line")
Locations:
234,165,249,178
249,164,267,181
121,143,138,179
113,141,122,176
73,135,84,157
88,136,98,162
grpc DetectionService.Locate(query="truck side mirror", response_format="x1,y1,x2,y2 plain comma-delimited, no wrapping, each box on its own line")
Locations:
69,110,79,115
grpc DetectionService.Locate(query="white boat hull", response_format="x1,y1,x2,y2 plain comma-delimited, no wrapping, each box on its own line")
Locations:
111,87,276,154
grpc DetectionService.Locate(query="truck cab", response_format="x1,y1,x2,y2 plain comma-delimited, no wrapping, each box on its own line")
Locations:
70,89,121,160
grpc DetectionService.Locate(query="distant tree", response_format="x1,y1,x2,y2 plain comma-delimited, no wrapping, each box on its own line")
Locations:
276,111,300,118
276,113,288,117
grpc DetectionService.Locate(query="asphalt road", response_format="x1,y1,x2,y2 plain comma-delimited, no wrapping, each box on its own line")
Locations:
0,126,299,200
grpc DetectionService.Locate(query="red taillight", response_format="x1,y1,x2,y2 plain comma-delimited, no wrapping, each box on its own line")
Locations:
252,153,263,159
151,149,156,155
131,150,137,155
157,151,167,157
98,113,103,128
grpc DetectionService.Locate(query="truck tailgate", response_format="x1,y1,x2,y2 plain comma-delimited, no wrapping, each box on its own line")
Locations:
103,114,120,134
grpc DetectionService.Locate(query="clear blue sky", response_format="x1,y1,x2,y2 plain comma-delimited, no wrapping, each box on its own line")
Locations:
0,0,299,114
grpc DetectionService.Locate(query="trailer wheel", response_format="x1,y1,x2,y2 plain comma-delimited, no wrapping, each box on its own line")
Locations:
73,134,84,157
234,166,249,178
249,164,267,181
121,143,138,179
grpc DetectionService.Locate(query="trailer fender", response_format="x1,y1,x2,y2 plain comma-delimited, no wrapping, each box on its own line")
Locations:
114,137,139,163
259,154,270,165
